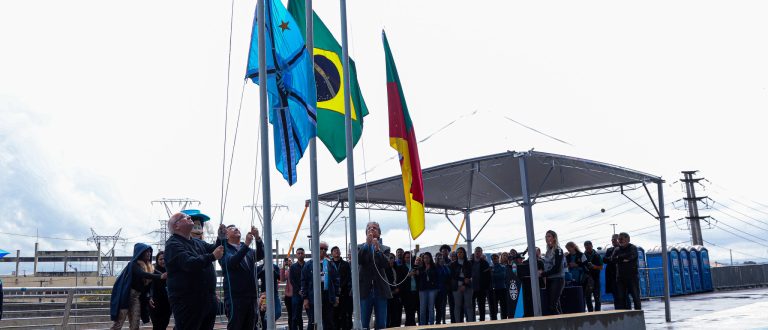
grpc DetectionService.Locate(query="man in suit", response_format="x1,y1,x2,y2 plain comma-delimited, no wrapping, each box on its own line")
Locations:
301,241,339,330
358,221,393,329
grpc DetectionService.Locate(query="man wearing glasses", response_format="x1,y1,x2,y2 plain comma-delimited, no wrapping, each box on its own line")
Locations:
301,242,339,330
219,224,264,329
164,212,226,330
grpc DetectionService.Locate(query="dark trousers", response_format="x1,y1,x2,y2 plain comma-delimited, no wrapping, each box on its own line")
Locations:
546,278,565,315
447,290,456,323
435,291,448,324
489,288,508,320
291,296,304,330
615,277,641,310
402,291,418,326
284,296,294,330
150,300,172,330
473,290,488,321
224,296,256,330
333,294,352,330
586,276,601,312
387,297,402,327
308,291,335,330
170,295,217,330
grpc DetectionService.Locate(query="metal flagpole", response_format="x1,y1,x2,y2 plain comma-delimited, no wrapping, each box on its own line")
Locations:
658,181,672,322
519,154,543,316
305,0,324,328
257,0,276,327
340,0,362,328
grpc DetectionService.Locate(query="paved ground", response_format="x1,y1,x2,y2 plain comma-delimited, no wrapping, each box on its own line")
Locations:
634,287,768,329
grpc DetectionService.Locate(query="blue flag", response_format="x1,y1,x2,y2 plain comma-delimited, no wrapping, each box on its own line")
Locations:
246,0,317,185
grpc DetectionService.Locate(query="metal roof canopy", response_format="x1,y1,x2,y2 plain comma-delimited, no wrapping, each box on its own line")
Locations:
319,150,663,213
318,150,673,322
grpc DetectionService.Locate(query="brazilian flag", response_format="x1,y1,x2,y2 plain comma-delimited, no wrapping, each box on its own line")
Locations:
287,0,369,163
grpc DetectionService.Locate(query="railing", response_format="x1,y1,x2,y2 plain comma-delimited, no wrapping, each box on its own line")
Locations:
2,286,112,329
712,264,768,290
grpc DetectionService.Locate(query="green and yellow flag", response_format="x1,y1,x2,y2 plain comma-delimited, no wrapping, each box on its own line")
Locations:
287,0,369,163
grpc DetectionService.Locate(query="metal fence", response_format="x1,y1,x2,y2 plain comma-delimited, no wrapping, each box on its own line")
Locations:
712,264,768,290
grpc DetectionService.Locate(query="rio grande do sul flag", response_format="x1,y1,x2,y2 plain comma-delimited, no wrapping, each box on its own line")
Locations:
383,31,425,239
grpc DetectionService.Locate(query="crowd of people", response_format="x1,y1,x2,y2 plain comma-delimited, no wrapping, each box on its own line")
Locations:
108,213,642,329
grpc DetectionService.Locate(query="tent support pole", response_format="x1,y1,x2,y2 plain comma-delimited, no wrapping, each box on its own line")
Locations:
658,181,672,322
464,210,473,254
519,155,542,317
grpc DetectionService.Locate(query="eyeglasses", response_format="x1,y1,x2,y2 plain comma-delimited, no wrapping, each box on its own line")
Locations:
320,247,328,250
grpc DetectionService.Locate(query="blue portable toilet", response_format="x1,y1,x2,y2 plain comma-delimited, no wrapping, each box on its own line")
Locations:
694,245,714,291
686,246,703,292
637,246,648,298
676,245,693,294
646,246,683,296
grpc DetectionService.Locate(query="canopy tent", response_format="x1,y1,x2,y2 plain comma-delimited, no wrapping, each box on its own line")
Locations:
319,150,672,321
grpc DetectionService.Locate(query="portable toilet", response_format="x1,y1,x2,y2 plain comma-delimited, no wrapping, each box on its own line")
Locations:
686,246,703,292
694,245,714,291
637,246,648,297
646,246,683,296
676,245,693,294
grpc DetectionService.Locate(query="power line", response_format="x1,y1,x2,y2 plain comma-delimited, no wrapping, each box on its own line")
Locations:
710,207,768,232
712,203,768,227
713,225,768,249
0,231,87,242
703,239,768,262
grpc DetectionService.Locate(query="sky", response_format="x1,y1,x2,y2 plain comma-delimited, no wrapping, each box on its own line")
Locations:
2,0,768,274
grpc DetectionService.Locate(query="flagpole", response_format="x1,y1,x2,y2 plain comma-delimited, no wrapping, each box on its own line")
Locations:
257,0,276,327
340,0,362,328
305,0,324,329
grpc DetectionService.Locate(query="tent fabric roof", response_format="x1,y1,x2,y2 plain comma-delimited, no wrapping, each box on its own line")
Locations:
318,150,662,213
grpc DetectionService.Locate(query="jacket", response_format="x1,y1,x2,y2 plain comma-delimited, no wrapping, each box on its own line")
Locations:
603,246,618,293
301,258,340,304
612,244,639,281
110,243,156,321
290,261,306,298
449,259,473,291
471,258,491,291
332,257,352,297
164,234,222,300
416,266,439,291
357,243,393,299
218,240,265,299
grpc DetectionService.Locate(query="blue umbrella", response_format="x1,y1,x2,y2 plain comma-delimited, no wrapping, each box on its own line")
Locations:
0,249,9,258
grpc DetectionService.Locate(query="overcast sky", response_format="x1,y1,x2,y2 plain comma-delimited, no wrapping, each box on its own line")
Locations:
2,0,768,274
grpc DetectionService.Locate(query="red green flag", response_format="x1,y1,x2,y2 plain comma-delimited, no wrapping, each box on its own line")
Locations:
383,31,425,239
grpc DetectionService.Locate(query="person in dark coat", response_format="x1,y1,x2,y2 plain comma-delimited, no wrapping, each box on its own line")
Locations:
583,241,604,312
149,251,171,330
219,224,265,330
434,252,451,324
302,241,339,330
488,254,509,320
449,247,474,322
610,232,641,310
289,248,307,330
603,234,620,308
471,247,491,321
330,246,352,330
518,248,544,317
164,212,225,330
110,243,163,330
358,221,393,330
385,253,406,327
399,251,419,326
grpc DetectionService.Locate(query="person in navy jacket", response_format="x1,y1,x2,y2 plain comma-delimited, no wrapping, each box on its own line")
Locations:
301,241,339,330
218,224,264,330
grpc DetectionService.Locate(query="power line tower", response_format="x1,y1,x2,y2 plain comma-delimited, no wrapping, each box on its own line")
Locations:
151,198,201,249
87,228,124,276
679,171,712,246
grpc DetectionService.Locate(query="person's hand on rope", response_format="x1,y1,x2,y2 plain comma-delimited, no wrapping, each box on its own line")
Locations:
218,224,227,238
212,245,225,260
334,297,339,307
250,226,260,241
303,298,310,310
161,272,168,280
245,233,254,246
149,298,156,309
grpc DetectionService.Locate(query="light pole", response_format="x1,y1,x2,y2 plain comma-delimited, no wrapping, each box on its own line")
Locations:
69,265,79,287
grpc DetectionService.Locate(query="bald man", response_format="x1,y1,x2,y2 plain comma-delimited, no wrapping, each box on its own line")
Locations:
164,212,226,330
